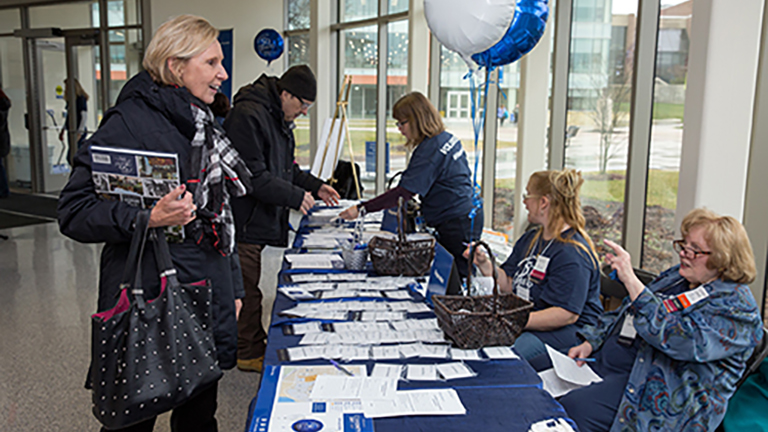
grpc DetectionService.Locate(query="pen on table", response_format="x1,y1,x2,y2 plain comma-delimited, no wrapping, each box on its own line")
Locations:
329,359,354,376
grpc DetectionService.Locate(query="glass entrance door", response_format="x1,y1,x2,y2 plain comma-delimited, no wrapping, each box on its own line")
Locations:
14,28,99,194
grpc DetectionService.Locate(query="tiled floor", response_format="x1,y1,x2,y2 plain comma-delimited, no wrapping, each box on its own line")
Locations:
0,221,289,431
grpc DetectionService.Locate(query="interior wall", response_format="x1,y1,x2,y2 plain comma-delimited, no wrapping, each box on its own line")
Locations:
150,0,286,95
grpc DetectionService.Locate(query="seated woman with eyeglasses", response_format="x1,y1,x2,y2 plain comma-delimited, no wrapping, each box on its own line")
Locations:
559,208,763,432
466,169,603,370
339,91,481,280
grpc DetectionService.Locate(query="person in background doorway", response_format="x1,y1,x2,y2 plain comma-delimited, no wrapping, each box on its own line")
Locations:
0,88,10,198
224,64,340,373
58,78,89,165
210,91,230,125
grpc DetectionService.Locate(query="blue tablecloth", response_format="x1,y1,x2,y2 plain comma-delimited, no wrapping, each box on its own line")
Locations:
245,214,578,432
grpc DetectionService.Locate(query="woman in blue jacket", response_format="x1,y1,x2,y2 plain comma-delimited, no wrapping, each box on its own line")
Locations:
561,208,763,432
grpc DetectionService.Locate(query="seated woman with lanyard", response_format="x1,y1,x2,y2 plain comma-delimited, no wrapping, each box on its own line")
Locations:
339,91,481,281
467,169,603,370
560,208,763,432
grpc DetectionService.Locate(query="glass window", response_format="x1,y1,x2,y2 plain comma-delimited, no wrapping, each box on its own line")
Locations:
340,25,378,197
1,37,29,190
563,0,637,254
387,21,409,178
31,2,97,29
287,33,311,169
641,2,691,273
340,0,377,23
108,0,139,27
388,0,408,14
287,0,311,30
492,62,521,236
438,46,481,198
0,9,20,33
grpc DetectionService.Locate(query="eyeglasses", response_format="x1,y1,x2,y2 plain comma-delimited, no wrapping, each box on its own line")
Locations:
672,239,712,259
522,193,539,200
395,119,408,128
291,93,313,110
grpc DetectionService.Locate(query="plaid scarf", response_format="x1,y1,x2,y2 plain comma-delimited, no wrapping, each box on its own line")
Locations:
189,103,251,255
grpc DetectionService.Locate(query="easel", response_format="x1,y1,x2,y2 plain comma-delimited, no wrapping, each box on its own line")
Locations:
317,75,361,200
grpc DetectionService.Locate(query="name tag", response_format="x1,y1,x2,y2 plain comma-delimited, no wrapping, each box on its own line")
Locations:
529,256,550,281
517,285,530,301
663,286,709,313
619,313,636,343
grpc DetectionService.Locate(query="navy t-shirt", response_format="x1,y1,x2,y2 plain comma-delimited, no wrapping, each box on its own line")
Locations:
500,228,603,328
398,131,474,225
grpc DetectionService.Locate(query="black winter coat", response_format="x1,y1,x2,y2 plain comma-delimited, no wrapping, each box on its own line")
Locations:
57,71,244,370
224,74,324,247
0,90,10,158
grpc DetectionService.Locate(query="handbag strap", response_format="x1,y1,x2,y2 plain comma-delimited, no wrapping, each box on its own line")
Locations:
119,210,151,308
466,241,500,313
150,228,181,288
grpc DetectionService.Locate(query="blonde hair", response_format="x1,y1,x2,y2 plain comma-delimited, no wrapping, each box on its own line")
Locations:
526,169,598,267
142,15,219,86
680,208,756,284
392,92,445,150
63,79,89,101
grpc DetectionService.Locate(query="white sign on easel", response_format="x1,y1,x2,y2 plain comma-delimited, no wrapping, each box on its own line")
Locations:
310,117,346,181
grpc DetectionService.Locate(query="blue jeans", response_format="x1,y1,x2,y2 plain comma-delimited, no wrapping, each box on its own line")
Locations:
514,326,583,371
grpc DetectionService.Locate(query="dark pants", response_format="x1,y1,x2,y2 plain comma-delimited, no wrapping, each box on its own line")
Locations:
237,243,267,360
0,157,9,198
433,209,484,280
101,381,219,432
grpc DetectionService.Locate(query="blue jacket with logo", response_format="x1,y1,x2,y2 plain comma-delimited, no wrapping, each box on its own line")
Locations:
578,265,763,431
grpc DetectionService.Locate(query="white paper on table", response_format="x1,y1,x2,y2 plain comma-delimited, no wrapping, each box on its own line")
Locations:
290,273,329,283
339,345,371,361
450,348,483,361
371,363,404,379
371,345,402,360
482,346,519,360
290,321,324,335
361,389,466,418
384,290,412,300
310,376,398,400
284,253,342,268
538,368,584,398
398,342,422,359
545,345,602,386
418,344,450,359
528,417,577,432
406,364,439,381
436,362,475,380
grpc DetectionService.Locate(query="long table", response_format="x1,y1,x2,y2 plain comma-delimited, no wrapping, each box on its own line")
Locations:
245,211,578,432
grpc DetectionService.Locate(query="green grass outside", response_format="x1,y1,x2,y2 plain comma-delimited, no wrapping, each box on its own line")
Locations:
616,102,685,121
495,169,679,210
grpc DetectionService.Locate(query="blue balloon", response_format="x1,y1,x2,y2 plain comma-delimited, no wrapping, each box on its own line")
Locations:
471,0,549,68
254,29,284,64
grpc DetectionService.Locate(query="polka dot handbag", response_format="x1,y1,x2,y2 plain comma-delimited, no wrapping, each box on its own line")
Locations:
89,213,223,429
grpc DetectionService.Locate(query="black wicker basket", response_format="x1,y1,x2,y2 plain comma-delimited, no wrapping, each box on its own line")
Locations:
432,241,533,349
368,197,435,276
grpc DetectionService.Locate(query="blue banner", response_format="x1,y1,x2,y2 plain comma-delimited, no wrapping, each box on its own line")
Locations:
365,141,389,174
218,29,234,101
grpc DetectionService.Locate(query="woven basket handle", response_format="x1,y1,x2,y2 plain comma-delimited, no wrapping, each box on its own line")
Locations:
466,240,500,314
396,196,406,244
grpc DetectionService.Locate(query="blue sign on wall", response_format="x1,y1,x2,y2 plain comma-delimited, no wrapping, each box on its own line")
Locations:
218,29,234,101
365,141,389,174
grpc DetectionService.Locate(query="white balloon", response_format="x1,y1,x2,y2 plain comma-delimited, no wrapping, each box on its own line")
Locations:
424,0,516,64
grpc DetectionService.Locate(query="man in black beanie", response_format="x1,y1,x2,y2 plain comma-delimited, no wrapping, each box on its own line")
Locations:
224,64,339,372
